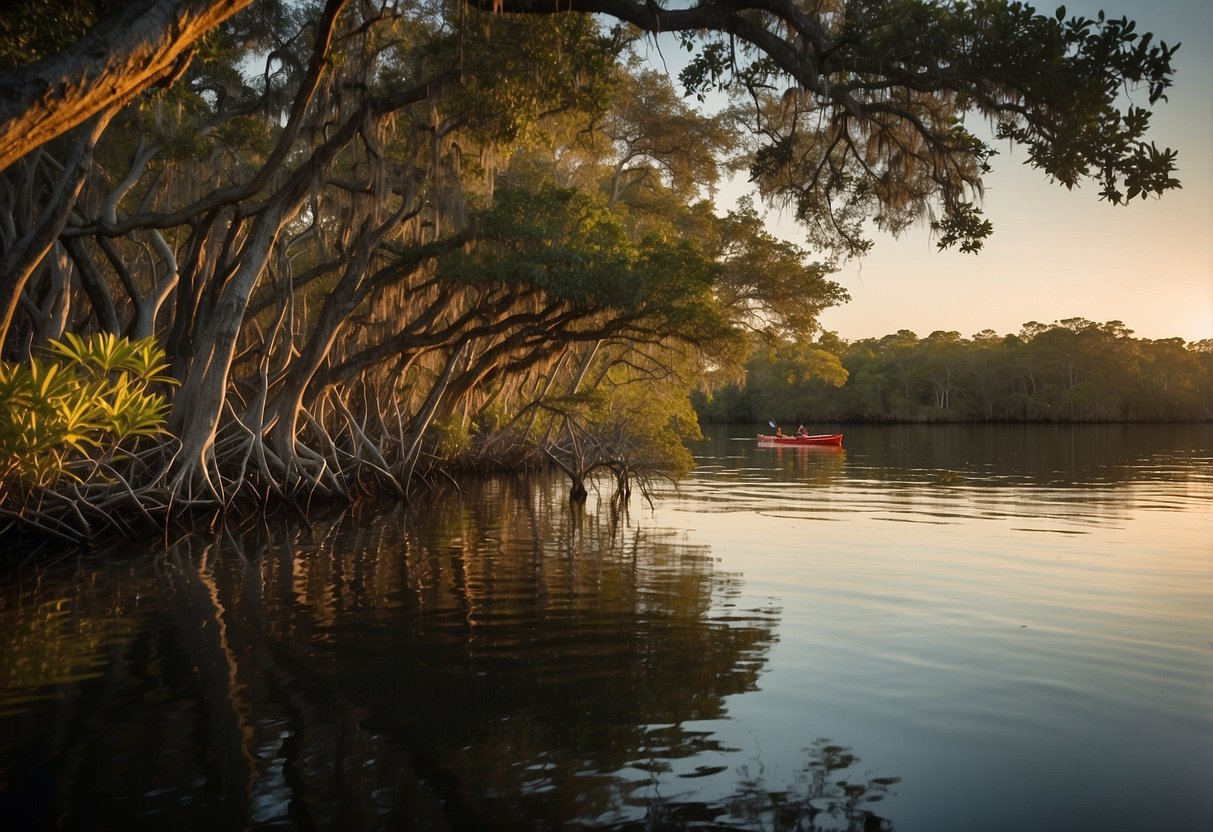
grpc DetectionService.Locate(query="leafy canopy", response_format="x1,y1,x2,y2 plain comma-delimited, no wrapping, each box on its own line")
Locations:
475,0,1180,256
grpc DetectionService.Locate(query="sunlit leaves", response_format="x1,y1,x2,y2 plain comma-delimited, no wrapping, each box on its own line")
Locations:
703,196,848,337
434,9,624,148
0,335,175,493
597,68,738,208
459,185,665,310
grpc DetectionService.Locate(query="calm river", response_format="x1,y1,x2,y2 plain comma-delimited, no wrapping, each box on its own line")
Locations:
1,424,1210,831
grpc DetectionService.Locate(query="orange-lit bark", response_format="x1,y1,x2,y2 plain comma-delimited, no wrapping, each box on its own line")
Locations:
0,0,255,172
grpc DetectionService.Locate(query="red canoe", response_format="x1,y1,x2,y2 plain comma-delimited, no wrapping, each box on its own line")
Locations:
757,433,844,447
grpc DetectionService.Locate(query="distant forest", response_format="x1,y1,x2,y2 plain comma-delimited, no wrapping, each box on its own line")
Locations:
694,319,1213,423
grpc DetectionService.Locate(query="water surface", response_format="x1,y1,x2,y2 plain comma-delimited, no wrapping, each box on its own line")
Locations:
1,423,1210,830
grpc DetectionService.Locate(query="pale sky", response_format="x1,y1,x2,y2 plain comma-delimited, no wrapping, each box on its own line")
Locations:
697,0,1213,344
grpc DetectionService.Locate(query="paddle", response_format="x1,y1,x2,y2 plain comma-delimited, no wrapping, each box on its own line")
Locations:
768,420,777,428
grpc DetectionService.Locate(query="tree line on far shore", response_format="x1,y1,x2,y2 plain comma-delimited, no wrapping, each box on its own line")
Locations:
695,319,1213,424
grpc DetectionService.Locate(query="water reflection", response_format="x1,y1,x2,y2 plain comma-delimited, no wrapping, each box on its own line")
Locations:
0,474,805,830
681,424,1213,536
0,557,154,716
596,739,899,831
694,422,1213,488
6,424,1208,830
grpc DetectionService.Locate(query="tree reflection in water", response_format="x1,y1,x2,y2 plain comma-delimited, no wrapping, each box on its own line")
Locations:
0,473,900,830
727,740,898,831
594,739,898,832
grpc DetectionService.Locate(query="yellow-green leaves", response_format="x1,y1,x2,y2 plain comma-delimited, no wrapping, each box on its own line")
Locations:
47,332,175,384
0,334,176,491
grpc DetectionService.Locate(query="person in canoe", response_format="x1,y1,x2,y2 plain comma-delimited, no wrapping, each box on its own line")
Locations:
797,425,809,437
774,426,785,437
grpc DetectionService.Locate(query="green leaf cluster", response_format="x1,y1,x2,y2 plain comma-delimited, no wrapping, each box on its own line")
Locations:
0,0,127,71
0,334,176,491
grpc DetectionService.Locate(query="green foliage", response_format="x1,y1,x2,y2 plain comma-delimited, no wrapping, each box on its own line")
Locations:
700,196,849,337
598,68,739,207
683,0,1181,257
428,413,473,458
453,185,743,362
607,368,706,478
700,321,1212,424
0,0,127,70
0,334,176,492
696,333,848,424
930,203,994,254
465,185,639,307
560,370,705,484
429,10,624,148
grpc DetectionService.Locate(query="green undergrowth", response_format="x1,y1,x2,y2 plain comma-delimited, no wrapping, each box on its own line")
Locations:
0,333,176,495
